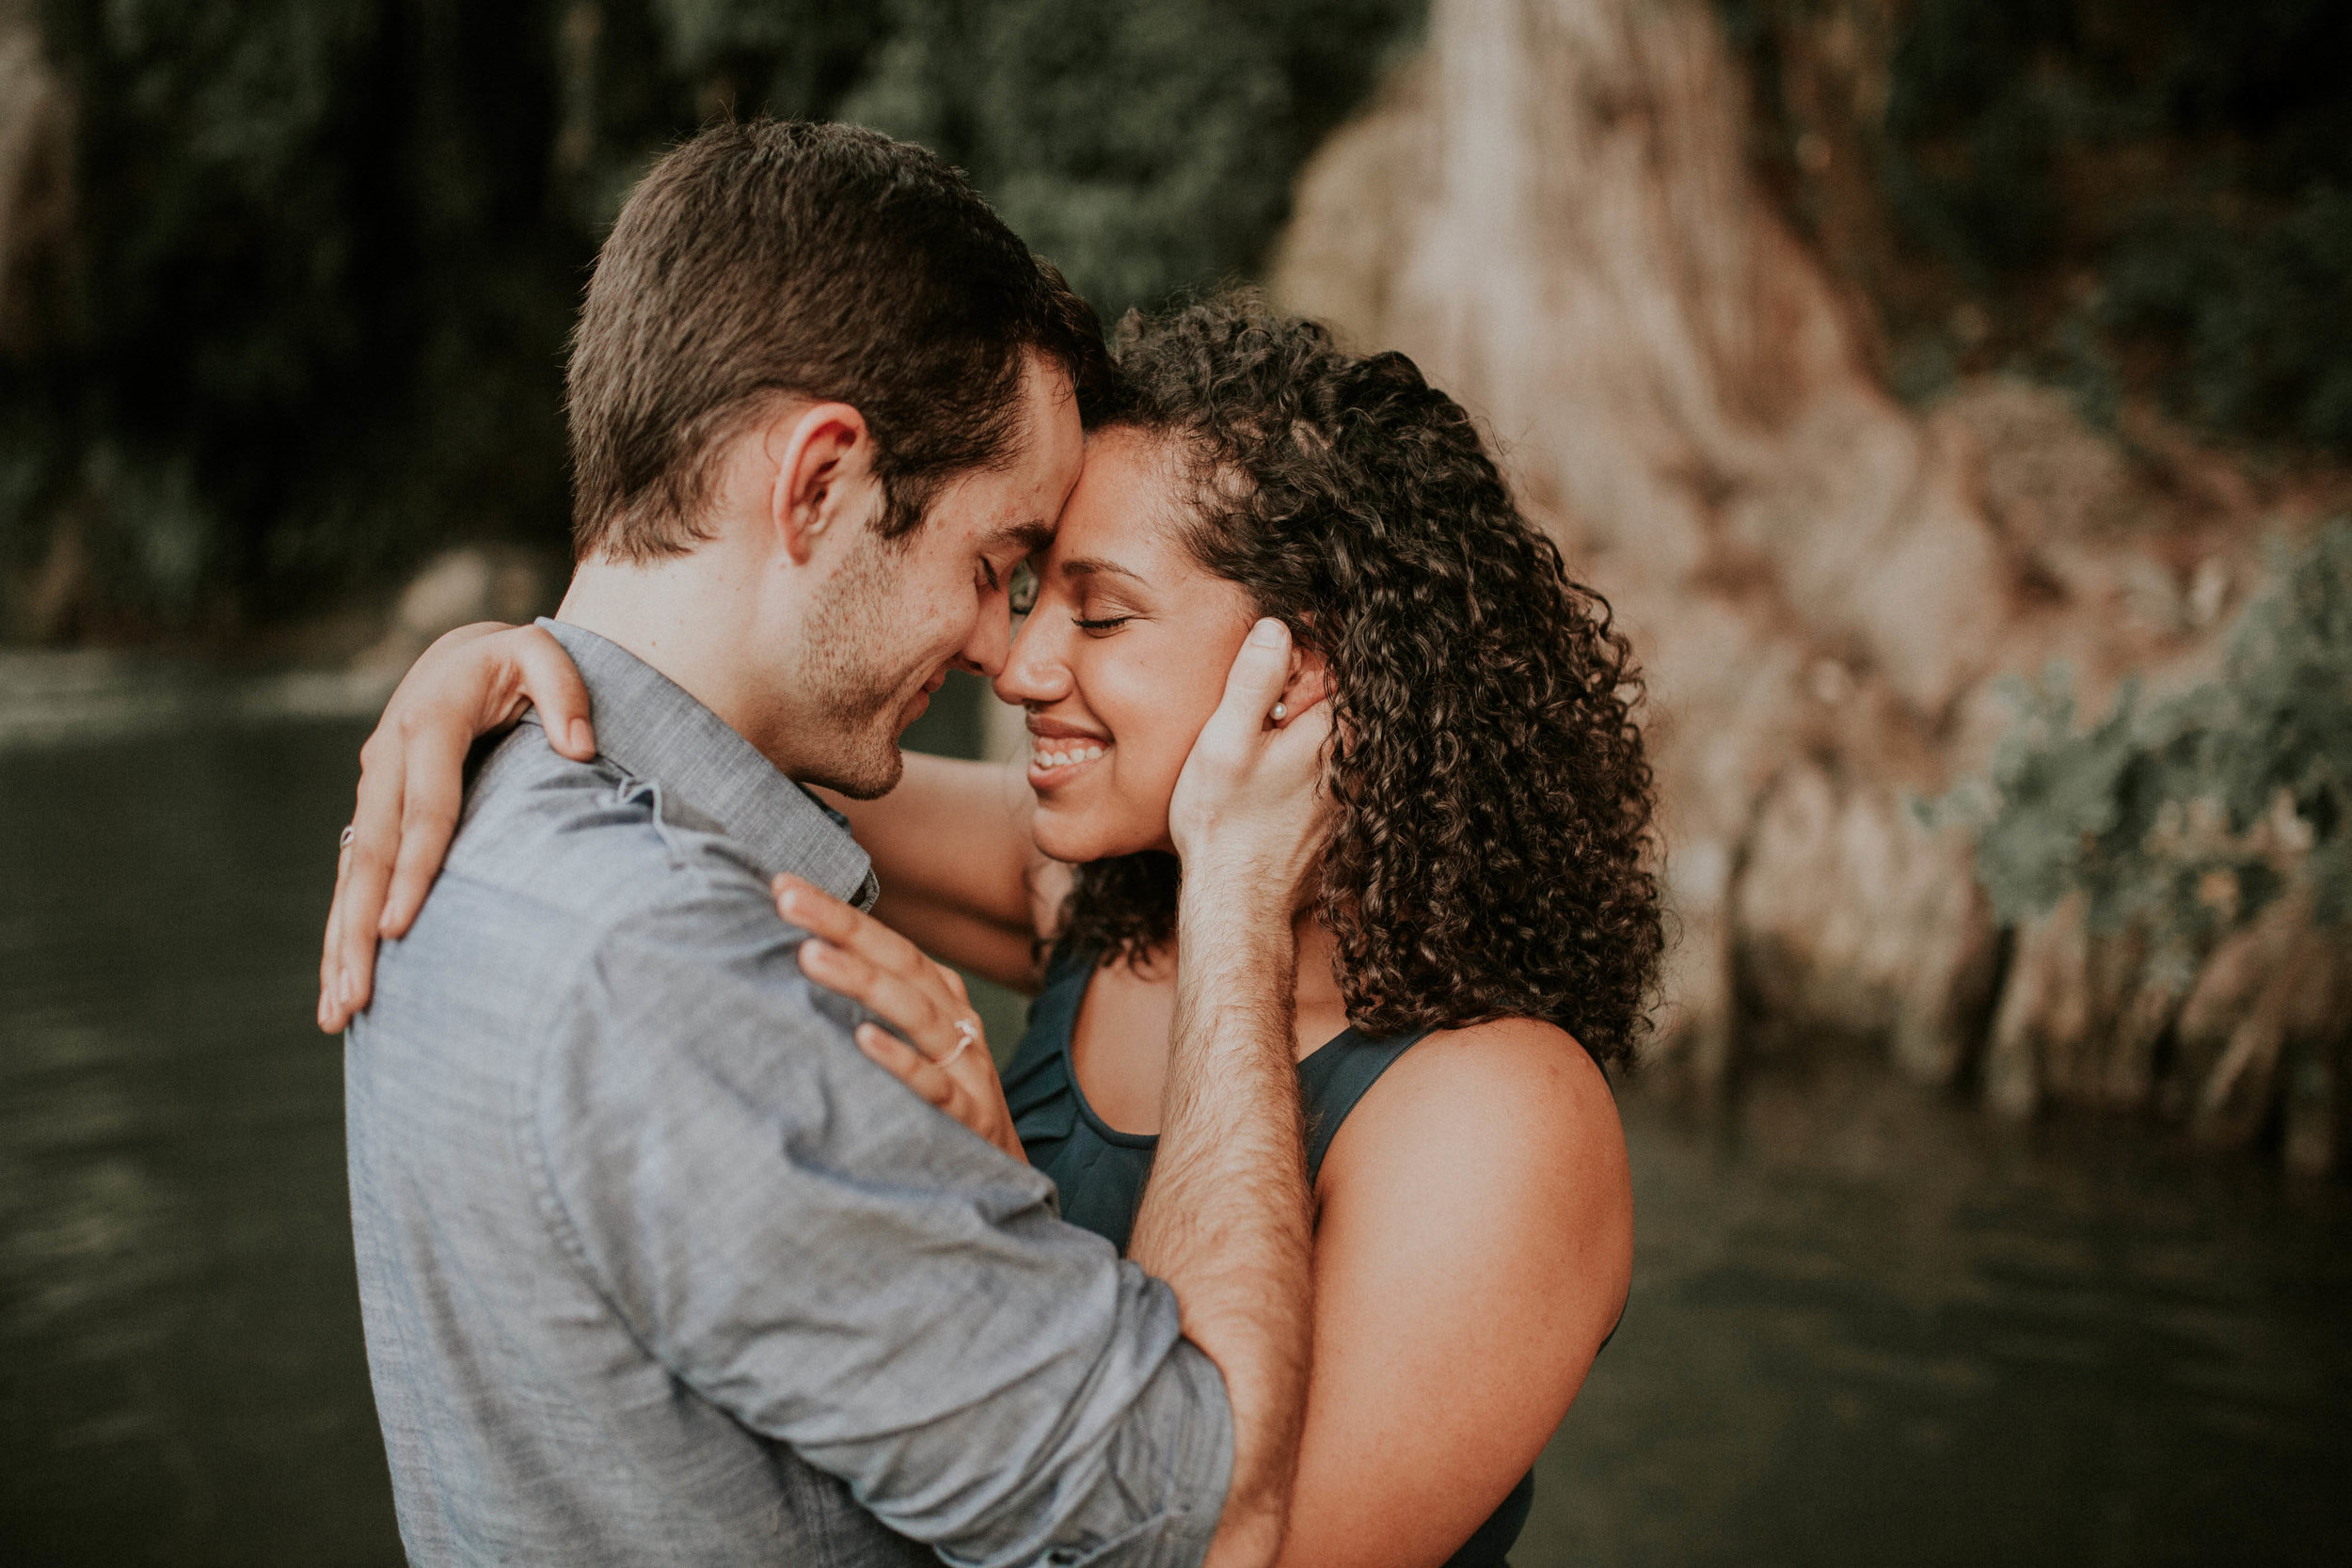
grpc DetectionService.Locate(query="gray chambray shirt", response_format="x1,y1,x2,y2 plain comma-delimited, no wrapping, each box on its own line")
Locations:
345,620,1232,1568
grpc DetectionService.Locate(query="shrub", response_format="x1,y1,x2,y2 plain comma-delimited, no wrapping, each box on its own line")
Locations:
1933,523,2352,958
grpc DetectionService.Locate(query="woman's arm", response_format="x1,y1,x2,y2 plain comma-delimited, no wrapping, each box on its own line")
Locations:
1280,1022,1632,1568
318,623,1055,1029
322,623,596,1030
814,752,1052,992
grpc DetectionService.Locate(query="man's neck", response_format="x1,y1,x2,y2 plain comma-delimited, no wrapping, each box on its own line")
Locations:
557,553,810,779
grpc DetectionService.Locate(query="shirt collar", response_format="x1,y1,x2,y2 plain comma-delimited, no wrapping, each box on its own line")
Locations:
536,618,879,909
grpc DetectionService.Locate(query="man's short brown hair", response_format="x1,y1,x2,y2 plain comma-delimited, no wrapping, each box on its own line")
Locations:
566,120,1111,561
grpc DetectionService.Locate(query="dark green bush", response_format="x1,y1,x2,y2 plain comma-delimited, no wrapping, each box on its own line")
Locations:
3,0,1420,635
1719,0,2352,453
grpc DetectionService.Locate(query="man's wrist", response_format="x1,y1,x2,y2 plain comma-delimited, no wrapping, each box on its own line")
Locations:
1169,945,1298,1066
1177,857,1297,924
1175,913,1298,1001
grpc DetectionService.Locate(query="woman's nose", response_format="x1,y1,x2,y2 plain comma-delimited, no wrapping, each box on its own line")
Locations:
995,610,1070,708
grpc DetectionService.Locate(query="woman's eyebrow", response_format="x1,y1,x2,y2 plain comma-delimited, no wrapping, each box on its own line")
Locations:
1058,555,1149,585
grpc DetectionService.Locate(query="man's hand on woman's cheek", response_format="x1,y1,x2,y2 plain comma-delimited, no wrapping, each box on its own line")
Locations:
1168,619,1335,904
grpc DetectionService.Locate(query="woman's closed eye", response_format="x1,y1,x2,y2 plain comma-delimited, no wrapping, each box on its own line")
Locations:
1070,585,1146,635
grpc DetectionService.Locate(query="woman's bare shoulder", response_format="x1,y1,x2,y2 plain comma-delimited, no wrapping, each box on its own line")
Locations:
1321,1015,1631,1261
1360,1017,1621,1159
1311,1013,1632,1400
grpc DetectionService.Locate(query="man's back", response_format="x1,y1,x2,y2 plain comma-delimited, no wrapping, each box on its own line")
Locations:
345,625,1231,1568
348,716,922,1564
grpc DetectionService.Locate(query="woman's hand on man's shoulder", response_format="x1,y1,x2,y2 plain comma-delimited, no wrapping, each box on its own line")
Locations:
320,622,594,1032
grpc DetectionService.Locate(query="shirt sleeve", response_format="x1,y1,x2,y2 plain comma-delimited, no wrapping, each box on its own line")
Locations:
525,874,1232,1568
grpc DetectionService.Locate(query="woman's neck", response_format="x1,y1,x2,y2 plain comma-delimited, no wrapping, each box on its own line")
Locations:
1133,907,1350,1054
1290,910,1347,1022
1146,909,1343,999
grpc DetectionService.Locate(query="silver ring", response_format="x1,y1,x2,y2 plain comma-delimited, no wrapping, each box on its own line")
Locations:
943,1016,980,1067
340,824,357,849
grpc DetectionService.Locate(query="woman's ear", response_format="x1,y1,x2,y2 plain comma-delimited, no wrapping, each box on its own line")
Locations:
1280,645,1334,720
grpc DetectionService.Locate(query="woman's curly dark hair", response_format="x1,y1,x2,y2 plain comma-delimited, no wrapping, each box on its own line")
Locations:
1058,295,1662,1066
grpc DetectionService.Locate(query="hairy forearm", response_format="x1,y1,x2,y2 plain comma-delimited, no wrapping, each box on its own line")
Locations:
1128,883,1313,1568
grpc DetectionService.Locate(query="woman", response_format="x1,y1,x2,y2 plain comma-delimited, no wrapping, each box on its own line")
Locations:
325,297,1660,1566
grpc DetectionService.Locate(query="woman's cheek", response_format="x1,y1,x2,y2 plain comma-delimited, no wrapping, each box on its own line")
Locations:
1140,711,1223,848
1108,742,1181,852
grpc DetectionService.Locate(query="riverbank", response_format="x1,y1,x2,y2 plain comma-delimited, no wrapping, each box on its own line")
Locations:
0,647,394,753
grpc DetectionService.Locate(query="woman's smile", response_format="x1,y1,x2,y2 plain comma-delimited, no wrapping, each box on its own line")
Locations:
1026,717,1112,788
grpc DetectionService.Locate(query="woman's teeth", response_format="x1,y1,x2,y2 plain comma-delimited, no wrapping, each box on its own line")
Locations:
1032,741,1107,771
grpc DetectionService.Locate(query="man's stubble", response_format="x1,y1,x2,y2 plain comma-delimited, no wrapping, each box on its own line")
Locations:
794,522,924,800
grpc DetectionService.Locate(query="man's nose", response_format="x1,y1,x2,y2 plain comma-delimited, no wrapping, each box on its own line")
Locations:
955,595,1015,679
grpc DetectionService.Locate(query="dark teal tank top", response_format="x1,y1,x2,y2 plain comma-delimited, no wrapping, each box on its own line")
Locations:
999,945,1536,1568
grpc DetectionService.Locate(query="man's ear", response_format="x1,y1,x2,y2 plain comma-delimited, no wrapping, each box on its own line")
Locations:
766,401,875,565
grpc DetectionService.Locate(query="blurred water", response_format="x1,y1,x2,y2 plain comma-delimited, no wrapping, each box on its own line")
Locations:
1520,1068,2352,1566
1,715,399,1565
3,677,2347,1566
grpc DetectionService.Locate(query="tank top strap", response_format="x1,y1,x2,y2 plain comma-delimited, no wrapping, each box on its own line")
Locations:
1001,942,1097,1136
1297,1024,1438,1187
1037,938,1097,991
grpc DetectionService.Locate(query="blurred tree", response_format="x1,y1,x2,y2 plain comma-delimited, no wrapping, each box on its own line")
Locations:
1715,0,2352,452
838,0,1414,317
1,0,1420,639
13,0,583,633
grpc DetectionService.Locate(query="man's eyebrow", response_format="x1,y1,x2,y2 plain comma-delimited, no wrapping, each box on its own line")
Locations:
1058,555,1148,584
986,518,1057,554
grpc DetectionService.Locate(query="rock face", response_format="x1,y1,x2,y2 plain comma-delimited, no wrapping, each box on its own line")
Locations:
1271,0,2349,1163
352,546,558,675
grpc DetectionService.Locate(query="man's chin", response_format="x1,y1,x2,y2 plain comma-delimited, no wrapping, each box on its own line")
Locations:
807,743,905,801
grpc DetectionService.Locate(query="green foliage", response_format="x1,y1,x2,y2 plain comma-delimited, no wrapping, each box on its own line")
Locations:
4,0,1421,633
1717,0,2352,454
2101,184,2352,451
1931,523,2352,949
838,1,1417,316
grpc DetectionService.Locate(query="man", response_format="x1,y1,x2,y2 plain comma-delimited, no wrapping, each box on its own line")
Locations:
337,121,1319,1567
